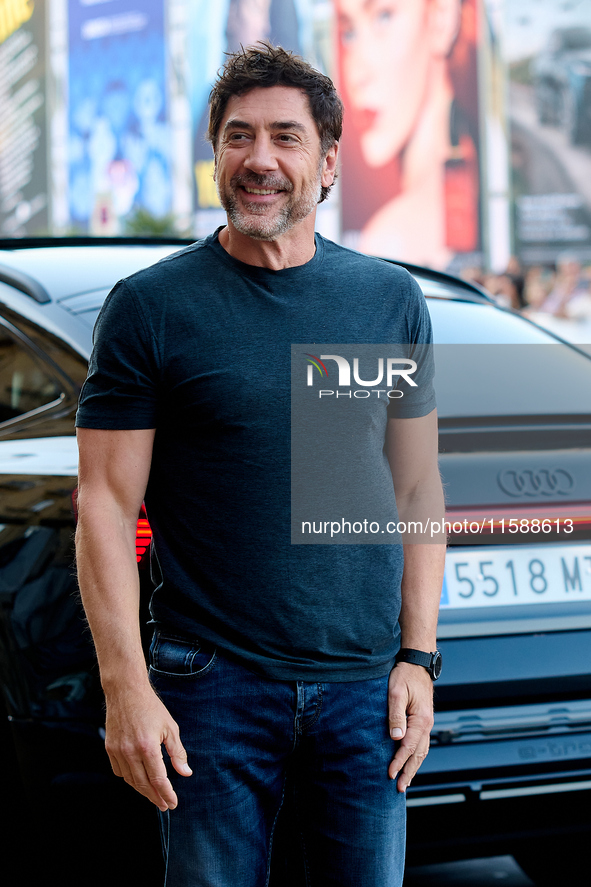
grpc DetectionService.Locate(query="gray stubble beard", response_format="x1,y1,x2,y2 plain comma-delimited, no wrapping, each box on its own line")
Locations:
216,169,323,242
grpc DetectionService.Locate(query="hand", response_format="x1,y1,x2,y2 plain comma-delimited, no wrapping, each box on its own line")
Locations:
387,662,434,792
104,684,192,811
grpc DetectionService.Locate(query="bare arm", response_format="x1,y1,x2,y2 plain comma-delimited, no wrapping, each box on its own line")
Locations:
385,409,446,792
75,427,191,811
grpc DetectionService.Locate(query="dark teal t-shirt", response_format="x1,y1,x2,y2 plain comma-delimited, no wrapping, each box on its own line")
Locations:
76,229,436,680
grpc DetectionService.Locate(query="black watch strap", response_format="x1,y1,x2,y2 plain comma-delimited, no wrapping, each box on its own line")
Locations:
395,648,442,681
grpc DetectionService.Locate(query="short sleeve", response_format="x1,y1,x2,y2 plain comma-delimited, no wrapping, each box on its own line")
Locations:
387,274,437,419
76,279,159,429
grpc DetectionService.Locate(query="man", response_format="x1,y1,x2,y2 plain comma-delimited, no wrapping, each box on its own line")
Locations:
75,43,445,887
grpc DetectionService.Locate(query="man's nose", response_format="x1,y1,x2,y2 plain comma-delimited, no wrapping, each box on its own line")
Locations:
243,136,279,174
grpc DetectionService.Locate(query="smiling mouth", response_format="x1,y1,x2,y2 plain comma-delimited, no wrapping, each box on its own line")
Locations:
242,187,283,196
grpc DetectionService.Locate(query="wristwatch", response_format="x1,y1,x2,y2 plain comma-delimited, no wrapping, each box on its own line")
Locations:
395,648,442,681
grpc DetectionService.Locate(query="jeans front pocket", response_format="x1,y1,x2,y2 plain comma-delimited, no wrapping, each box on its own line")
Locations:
149,631,217,678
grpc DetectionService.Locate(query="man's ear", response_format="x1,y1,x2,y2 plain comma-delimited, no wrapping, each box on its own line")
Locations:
427,0,462,58
321,141,339,188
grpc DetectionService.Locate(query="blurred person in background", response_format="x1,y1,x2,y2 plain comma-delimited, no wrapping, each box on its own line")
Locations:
541,253,591,319
522,265,555,315
483,273,519,311
459,265,485,286
483,257,526,312
504,255,526,308
337,0,480,268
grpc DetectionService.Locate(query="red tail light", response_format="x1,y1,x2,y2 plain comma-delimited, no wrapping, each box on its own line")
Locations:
445,502,591,542
136,503,152,564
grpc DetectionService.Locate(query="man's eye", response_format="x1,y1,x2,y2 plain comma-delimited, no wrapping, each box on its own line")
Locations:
277,134,296,142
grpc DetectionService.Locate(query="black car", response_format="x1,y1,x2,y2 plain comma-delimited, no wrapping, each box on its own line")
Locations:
0,238,590,887
533,27,591,145
408,273,591,887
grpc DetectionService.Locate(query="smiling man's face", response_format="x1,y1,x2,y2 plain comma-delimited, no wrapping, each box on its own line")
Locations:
214,86,336,242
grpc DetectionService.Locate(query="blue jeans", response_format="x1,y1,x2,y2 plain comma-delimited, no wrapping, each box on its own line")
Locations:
149,631,405,887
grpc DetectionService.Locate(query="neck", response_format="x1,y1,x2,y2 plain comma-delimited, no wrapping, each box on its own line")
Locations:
218,215,317,270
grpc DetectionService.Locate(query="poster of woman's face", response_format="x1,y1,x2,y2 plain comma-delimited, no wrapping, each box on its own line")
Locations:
337,0,481,270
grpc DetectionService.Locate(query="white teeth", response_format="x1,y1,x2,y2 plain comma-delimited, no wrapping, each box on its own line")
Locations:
244,187,280,195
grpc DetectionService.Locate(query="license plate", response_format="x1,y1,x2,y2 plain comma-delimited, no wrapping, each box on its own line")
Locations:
442,544,591,609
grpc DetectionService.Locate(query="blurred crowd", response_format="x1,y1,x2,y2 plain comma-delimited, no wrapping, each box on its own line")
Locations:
459,253,591,322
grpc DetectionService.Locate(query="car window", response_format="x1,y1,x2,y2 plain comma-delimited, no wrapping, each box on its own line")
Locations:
0,325,62,423
413,275,488,303
426,298,559,344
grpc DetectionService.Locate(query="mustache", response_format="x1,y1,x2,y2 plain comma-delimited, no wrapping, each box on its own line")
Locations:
231,173,293,192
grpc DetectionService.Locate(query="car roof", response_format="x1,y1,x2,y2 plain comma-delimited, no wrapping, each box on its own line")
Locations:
0,239,187,357
0,237,578,356
0,239,184,302
0,237,492,303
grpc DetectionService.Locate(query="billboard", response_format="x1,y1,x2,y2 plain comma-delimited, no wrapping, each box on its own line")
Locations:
336,0,482,271
506,0,591,264
67,0,171,234
0,0,48,237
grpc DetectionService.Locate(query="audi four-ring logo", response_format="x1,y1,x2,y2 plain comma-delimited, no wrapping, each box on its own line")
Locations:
497,468,574,497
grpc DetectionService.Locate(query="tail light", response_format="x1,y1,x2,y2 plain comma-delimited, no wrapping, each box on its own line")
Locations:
136,503,153,564
445,502,591,543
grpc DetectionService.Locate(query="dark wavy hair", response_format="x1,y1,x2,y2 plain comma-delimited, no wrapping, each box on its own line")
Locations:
207,42,343,202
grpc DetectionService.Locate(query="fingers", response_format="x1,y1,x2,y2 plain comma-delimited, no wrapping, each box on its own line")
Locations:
108,751,123,779
387,690,407,742
131,752,178,812
106,739,180,811
388,722,431,792
104,693,193,811
387,663,434,793
164,731,193,778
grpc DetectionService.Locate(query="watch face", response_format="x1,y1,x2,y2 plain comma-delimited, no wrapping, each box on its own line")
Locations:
432,651,443,680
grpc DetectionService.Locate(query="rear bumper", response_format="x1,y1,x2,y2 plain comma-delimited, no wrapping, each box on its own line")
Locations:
407,728,591,863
